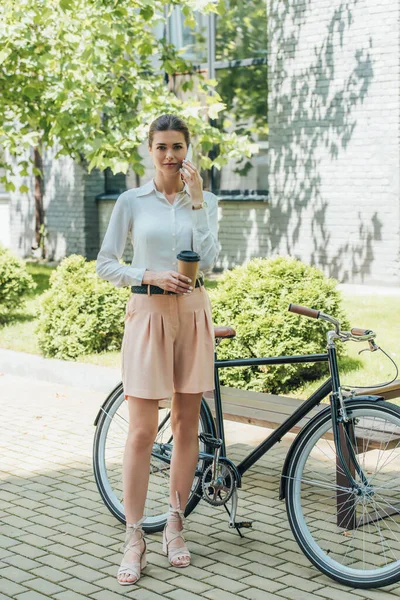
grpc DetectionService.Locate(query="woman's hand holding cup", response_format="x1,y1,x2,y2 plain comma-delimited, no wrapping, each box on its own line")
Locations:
142,270,193,294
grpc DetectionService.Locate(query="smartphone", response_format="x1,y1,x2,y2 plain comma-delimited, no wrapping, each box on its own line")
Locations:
185,143,193,162
181,144,193,181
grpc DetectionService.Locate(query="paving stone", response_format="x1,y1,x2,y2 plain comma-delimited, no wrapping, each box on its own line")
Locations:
9,544,47,560
36,554,75,570
0,534,21,549
136,577,176,594
317,588,367,600
58,577,101,595
53,592,92,600
128,591,168,600
239,575,285,593
2,556,43,571
91,591,147,600
0,565,34,584
202,589,242,600
30,565,71,583
13,535,50,550
275,574,324,593
201,574,248,593
69,553,109,570
241,588,287,600
0,548,13,560
15,592,50,600
20,577,66,596
203,561,252,579
239,550,283,568
276,588,327,600
72,542,110,558
44,544,81,559
167,590,207,600
160,575,212,594
0,577,29,596
209,551,249,568
63,564,106,584
47,534,85,548
355,591,400,600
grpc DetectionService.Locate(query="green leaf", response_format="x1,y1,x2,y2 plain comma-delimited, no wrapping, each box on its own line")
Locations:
0,48,12,66
140,6,154,21
22,86,39,99
60,0,74,11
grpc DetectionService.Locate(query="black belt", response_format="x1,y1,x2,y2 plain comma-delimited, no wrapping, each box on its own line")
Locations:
131,276,204,295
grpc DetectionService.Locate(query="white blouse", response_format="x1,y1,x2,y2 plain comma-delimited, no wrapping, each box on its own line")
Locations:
96,178,221,288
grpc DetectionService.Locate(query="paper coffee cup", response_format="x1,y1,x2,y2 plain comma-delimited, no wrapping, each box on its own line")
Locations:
176,250,200,284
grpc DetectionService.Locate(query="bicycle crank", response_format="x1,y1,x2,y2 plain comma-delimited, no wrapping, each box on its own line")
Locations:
201,462,236,505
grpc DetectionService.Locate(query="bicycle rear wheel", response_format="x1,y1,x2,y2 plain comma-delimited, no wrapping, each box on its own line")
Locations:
93,383,215,533
286,399,400,588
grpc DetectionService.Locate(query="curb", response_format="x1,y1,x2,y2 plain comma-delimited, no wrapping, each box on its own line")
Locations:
0,348,121,393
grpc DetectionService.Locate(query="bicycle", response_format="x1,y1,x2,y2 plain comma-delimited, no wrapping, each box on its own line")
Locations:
93,303,400,588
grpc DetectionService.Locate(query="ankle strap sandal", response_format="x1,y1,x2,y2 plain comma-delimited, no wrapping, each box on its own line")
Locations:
162,491,191,567
117,516,147,585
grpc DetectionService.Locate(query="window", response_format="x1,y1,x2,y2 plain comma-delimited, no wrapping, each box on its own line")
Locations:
168,1,268,197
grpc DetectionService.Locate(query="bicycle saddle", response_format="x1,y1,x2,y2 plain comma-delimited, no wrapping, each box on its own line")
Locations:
214,326,236,339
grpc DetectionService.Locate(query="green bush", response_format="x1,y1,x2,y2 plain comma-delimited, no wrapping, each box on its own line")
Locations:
208,256,350,394
36,254,130,360
0,245,37,317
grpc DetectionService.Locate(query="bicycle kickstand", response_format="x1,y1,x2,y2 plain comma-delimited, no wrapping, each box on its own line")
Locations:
224,483,253,538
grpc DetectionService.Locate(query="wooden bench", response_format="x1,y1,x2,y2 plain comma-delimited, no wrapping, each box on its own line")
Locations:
203,380,400,448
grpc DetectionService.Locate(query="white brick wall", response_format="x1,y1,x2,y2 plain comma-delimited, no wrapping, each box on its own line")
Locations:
267,0,400,284
7,140,104,261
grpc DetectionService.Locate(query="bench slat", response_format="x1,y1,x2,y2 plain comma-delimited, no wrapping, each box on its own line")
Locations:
203,387,400,449
204,386,323,433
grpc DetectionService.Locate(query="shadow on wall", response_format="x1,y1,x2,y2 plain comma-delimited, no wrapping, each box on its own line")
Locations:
268,0,380,282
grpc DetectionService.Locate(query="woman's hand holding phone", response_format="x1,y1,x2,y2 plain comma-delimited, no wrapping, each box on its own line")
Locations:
180,145,203,204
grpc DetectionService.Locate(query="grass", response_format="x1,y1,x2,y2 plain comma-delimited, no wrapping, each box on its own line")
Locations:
0,264,399,396
290,294,400,400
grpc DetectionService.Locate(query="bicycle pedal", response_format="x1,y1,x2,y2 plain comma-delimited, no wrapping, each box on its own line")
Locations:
199,432,223,448
232,521,253,529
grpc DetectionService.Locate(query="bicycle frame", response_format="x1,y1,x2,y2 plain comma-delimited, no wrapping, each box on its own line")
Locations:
208,350,331,471
202,341,377,494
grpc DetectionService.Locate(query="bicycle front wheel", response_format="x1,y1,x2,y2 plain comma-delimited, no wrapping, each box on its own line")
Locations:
286,399,400,588
93,383,215,533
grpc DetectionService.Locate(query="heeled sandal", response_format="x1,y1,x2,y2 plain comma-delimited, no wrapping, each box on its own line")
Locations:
162,490,191,568
117,516,147,585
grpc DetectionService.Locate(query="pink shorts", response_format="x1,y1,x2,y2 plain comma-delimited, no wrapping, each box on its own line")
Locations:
121,285,215,400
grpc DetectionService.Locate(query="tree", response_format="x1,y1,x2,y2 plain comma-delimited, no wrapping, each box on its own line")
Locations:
0,0,254,256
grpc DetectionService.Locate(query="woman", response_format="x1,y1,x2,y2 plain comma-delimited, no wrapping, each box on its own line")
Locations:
96,114,220,586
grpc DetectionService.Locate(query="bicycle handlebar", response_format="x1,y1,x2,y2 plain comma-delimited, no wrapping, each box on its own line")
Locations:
288,304,376,342
351,328,374,337
288,304,320,319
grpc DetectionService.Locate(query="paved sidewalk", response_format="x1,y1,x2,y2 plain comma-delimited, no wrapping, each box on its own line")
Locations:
1,373,400,600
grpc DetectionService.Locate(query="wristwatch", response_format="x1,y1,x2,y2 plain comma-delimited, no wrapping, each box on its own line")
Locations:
192,200,208,210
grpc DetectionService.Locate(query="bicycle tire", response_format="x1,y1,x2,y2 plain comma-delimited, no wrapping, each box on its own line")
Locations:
285,399,400,588
93,383,216,533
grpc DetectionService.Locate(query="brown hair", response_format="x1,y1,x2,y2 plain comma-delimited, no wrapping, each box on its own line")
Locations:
148,114,190,148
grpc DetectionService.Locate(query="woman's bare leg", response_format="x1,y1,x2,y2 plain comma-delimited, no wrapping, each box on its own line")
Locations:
118,395,159,584
167,390,203,565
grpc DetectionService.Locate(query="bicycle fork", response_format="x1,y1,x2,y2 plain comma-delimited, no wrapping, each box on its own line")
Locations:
327,337,371,530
